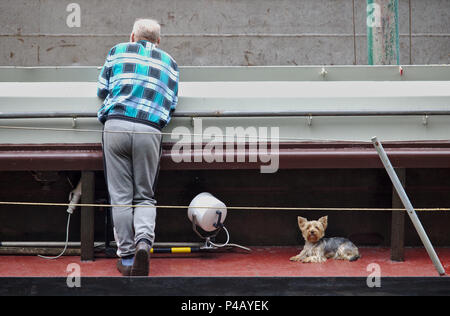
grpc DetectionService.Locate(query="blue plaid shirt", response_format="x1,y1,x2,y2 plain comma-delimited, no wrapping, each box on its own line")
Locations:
97,40,179,130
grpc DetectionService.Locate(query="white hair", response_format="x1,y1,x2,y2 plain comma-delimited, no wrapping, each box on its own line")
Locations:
132,19,161,43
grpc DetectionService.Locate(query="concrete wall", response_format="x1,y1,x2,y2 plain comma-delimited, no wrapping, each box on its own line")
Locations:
0,0,449,66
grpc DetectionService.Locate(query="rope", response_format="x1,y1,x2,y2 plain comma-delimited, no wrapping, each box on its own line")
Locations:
0,125,374,144
0,201,449,212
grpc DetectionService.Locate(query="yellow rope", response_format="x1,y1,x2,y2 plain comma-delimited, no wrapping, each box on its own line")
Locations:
0,201,448,212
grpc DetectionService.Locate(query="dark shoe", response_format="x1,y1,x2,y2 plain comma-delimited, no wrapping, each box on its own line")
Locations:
116,259,132,276
131,241,151,276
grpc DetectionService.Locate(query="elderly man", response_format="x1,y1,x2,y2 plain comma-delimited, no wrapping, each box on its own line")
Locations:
97,19,179,276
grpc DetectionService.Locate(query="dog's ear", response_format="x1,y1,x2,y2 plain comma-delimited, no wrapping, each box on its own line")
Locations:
297,216,308,230
318,216,328,230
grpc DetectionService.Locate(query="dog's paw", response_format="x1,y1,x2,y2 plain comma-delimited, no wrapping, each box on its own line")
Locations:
290,255,302,262
302,256,327,263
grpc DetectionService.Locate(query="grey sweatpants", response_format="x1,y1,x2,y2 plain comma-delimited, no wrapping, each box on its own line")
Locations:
103,119,162,257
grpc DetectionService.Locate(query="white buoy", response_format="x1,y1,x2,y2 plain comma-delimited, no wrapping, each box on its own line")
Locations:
188,192,227,232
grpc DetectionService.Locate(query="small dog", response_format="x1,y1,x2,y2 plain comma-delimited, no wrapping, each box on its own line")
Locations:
290,216,360,263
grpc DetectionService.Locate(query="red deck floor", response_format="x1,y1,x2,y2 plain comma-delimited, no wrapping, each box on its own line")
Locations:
1,247,449,277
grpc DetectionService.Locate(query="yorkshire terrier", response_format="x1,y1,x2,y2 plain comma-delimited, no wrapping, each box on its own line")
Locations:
290,216,360,263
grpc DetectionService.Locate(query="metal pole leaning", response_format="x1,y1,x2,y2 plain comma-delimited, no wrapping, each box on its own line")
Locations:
372,136,446,276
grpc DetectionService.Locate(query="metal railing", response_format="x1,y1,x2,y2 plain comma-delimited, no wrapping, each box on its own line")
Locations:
1,109,450,119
